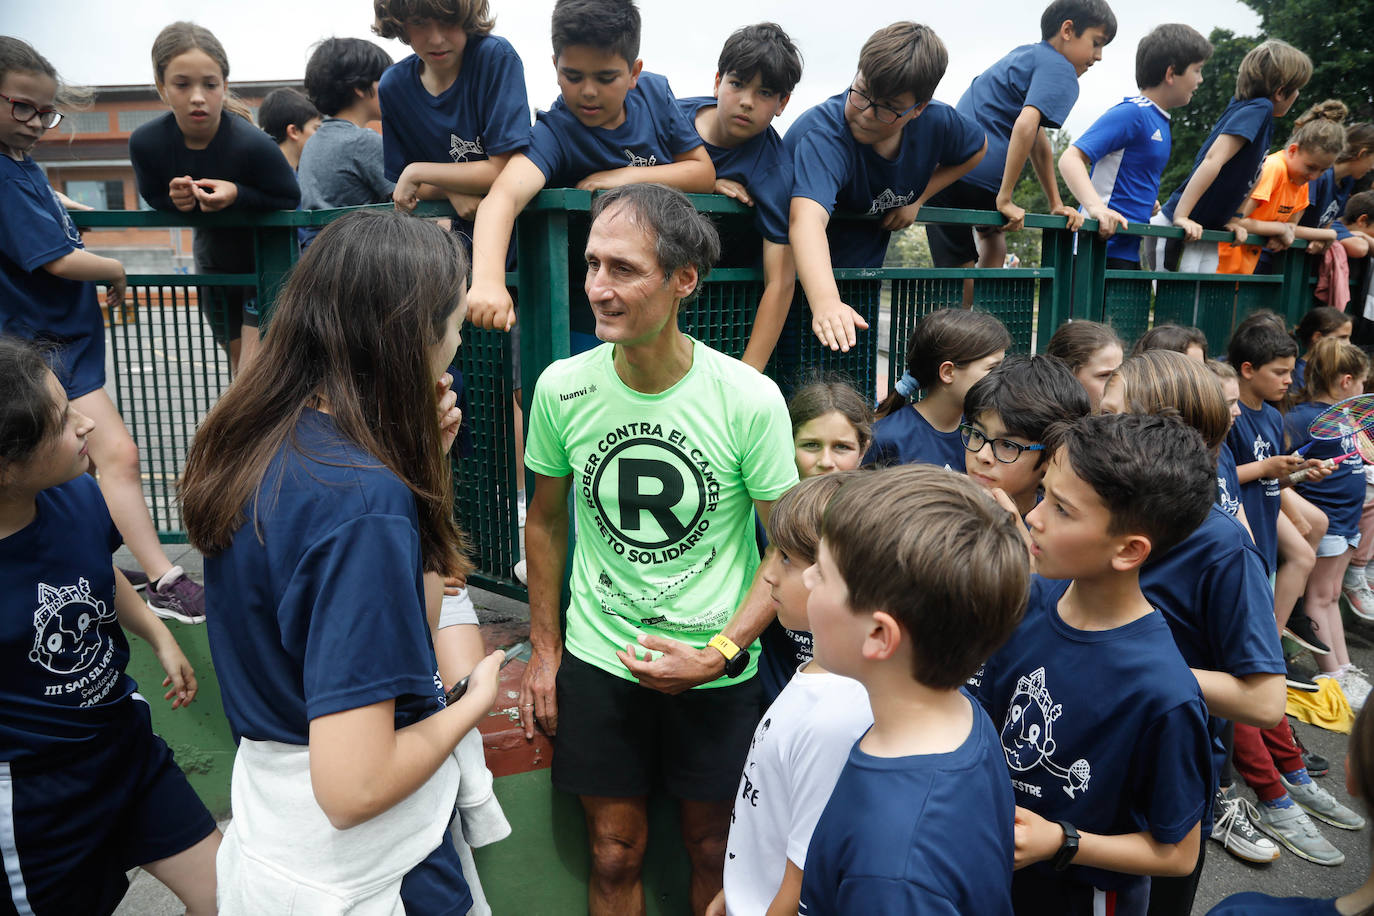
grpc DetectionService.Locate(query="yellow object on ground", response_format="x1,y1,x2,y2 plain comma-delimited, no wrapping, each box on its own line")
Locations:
1286,678,1356,734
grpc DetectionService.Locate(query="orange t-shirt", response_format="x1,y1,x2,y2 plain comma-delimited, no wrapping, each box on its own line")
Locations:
1217,151,1309,275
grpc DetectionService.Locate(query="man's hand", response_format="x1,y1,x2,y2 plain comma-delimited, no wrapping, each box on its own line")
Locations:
192,178,238,212
1013,806,1063,869
169,175,197,212
810,297,869,352
466,280,516,331
996,196,1026,232
1173,215,1203,242
616,633,726,694
1087,204,1126,238
518,642,562,739
1051,203,1085,232
714,178,752,207
880,201,921,232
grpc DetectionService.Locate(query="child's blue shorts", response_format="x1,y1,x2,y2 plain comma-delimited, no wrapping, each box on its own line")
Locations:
0,696,216,915
399,819,473,916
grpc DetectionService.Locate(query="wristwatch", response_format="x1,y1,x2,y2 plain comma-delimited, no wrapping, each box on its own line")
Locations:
707,633,750,678
1051,820,1080,871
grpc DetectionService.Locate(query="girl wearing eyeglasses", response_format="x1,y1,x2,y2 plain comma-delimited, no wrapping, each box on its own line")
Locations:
0,37,210,625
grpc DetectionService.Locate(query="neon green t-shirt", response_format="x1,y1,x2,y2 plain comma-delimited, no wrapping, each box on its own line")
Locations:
525,339,798,686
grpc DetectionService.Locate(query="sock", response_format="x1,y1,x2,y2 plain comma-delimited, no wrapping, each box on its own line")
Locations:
1263,794,1296,809
155,565,184,590
1347,565,1367,588
1282,767,1313,786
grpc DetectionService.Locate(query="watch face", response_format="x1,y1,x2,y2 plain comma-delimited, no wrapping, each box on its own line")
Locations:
725,650,750,677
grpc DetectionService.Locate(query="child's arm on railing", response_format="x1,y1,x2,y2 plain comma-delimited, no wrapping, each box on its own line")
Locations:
1058,145,1126,237
740,240,795,372
1171,134,1246,240
467,154,547,331
789,198,869,353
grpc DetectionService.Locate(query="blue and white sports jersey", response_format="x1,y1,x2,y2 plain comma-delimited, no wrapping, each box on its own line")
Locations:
1227,400,1285,572
800,696,1014,916
0,476,137,762
955,41,1080,194
863,406,965,470
971,577,1211,903
524,71,702,187
1072,96,1172,262
787,92,985,268
1302,168,1355,237
206,411,444,745
1286,401,1365,538
1163,97,1274,229
677,96,791,245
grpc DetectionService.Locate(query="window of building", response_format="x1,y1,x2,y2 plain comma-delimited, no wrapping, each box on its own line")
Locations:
65,179,127,210
60,111,113,134
117,109,164,133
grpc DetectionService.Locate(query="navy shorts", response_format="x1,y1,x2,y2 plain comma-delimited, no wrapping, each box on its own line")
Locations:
0,697,216,916
552,651,763,801
29,330,105,400
399,816,473,916
925,180,1003,267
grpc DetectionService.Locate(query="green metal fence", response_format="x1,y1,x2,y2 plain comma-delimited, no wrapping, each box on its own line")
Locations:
72,195,1316,595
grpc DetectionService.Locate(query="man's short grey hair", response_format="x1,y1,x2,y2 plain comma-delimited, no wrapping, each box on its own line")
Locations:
590,184,720,294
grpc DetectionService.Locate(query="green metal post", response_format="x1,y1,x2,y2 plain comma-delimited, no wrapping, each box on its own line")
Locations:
253,224,300,327
1070,226,1107,322
1038,222,1076,351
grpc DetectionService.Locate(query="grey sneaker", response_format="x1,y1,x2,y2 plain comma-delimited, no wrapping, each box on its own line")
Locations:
1280,774,1366,830
1344,579,1374,620
1256,798,1345,865
145,565,206,625
1338,665,1373,713
1210,787,1279,863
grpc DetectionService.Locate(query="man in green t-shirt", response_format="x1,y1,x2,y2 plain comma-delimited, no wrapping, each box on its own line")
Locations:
520,183,797,915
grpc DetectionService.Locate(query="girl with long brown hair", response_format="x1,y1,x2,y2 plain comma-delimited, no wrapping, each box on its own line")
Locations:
181,209,501,913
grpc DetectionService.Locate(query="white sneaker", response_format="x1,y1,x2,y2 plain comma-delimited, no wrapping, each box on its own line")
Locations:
513,559,527,585
1338,664,1372,712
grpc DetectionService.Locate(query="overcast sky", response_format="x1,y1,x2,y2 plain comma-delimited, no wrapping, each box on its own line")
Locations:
10,0,1262,137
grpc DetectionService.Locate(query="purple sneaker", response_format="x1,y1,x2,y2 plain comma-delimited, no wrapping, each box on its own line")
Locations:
118,567,150,591
146,566,206,624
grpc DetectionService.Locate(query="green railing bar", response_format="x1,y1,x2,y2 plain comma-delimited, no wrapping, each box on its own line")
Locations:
1104,270,1285,283
125,273,257,285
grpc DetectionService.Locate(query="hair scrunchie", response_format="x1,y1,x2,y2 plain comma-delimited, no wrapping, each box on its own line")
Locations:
893,370,920,399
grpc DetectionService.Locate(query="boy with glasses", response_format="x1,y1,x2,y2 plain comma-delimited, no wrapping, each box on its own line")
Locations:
785,21,986,355
961,355,1091,518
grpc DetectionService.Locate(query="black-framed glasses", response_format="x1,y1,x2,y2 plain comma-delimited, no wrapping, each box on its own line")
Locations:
0,92,62,129
845,83,920,124
959,424,1045,464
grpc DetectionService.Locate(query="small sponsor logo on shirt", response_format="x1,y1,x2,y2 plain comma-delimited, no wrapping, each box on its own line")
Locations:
1150,129,1164,142
559,383,596,402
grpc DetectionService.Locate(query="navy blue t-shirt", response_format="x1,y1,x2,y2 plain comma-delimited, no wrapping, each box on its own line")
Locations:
0,155,104,391
1072,96,1172,262
524,71,702,187
1140,506,1285,786
1227,400,1285,572
971,577,1211,903
677,96,791,245
1216,443,1242,516
956,41,1080,193
863,406,965,470
1285,401,1365,538
1301,168,1354,237
206,411,444,745
0,476,137,762
1293,357,1308,393
1163,97,1274,228
786,92,985,268
800,696,1014,916
378,35,531,247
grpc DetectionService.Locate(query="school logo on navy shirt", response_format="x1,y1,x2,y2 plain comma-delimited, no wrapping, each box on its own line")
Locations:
1217,474,1241,515
449,134,484,161
29,579,122,703
623,148,657,167
1252,435,1280,496
1001,667,1093,799
866,188,915,215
